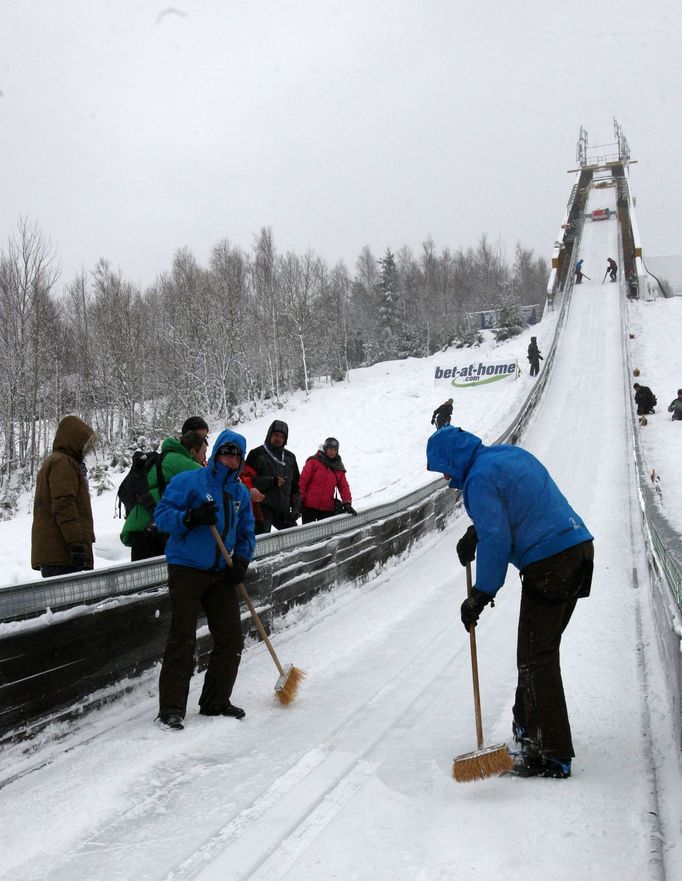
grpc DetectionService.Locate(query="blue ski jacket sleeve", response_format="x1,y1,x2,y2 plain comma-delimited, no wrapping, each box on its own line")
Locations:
426,426,592,596
154,429,256,570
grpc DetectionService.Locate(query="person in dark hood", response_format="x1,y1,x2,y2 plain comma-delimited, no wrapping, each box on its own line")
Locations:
245,420,301,533
153,429,256,731
606,257,618,282
426,426,594,779
299,437,356,523
633,383,656,415
668,388,682,421
431,398,454,429
527,337,543,377
31,415,97,577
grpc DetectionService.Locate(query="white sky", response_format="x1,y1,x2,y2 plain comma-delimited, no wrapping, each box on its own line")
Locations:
2,200,682,878
1,0,681,287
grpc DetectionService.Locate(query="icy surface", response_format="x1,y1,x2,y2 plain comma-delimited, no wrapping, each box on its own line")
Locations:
1,195,681,880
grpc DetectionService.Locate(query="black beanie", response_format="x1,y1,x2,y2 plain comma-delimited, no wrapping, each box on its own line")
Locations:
182,416,209,434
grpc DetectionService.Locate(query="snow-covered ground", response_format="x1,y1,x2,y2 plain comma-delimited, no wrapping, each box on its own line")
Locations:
1,190,681,880
626,295,682,526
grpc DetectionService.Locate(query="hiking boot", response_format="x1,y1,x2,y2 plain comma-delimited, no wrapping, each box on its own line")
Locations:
510,754,571,779
199,701,246,720
155,712,184,731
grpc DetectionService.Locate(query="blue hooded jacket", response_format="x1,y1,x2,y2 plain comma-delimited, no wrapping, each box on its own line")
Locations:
154,429,256,570
426,426,592,596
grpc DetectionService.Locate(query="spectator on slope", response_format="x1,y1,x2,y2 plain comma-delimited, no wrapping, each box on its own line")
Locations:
245,420,301,534
633,383,657,416
299,437,356,523
606,257,618,282
31,415,97,578
667,389,682,421
426,426,594,779
120,417,209,561
527,336,543,377
575,258,584,285
153,430,256,731
431,398,454,429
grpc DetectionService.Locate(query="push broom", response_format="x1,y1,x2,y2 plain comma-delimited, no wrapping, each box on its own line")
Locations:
453,561,512,782
210,525,305,705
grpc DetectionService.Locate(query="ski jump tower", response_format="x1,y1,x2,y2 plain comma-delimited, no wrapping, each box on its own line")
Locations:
547,119,652,307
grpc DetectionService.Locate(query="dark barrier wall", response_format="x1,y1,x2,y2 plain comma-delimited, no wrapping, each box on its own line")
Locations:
0,483,456,740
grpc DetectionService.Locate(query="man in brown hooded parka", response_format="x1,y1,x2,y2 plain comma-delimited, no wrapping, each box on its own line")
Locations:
31,415,96,577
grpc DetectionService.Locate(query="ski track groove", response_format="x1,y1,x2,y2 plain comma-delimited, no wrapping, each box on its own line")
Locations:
158,614,462,881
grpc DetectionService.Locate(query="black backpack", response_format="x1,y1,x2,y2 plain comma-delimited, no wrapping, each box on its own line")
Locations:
117,450,168,518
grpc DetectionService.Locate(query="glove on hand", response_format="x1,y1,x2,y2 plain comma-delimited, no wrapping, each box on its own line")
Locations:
69,545,87,570
225,556,249,586
183,501,217,528
460,588,493,632
456,525,478,566
343,502,358,516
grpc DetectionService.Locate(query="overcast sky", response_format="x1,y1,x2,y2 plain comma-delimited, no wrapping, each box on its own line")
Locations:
1,0,680,289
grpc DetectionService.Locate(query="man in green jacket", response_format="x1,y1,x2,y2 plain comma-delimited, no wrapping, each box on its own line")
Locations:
121,417,209,560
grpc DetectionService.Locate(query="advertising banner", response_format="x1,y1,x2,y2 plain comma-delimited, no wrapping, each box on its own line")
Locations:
467,305,541,329
434,359,520,388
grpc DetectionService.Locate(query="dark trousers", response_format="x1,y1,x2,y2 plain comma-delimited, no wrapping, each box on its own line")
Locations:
529,359,540,377
301,506,335,524
159,564,243,717
255,506,296,534
512,540,594,759
40,564,84,578
129,530,166,561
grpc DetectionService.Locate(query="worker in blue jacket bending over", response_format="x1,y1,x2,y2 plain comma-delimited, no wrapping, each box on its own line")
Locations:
427,426,594,779
153,429,256,731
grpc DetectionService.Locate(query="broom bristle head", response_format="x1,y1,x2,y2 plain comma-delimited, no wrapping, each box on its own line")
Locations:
452,744,513,782
274,665,306,705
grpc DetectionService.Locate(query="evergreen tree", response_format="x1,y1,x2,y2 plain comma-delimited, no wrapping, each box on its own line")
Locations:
377,248,400,358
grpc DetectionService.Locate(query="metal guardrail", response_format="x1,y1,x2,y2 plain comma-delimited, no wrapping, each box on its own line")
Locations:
0,478,448,623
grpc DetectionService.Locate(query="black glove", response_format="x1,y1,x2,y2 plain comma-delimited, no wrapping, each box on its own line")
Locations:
225,556,249,586
183,501,217,528
69,545,87,570
456,525,478,566
460,588,493,632
343,502,357,516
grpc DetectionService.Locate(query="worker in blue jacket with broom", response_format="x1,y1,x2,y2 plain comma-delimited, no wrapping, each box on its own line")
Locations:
427,425,594,779
153,429,256,731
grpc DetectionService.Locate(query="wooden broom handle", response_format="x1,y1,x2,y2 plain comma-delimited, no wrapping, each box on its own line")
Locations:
466,561,484,750
210,524,284,675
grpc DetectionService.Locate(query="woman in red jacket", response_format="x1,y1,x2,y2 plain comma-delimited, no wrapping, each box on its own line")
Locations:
299,438,356,523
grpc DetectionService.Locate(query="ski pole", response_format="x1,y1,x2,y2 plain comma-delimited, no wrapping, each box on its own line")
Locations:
601,270,608,284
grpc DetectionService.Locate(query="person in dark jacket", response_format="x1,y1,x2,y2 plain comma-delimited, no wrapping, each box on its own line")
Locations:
431,398,454,429
31,415,97,577
527,337,543,377
667,389,682,421
299,437,356,523
606,257,618,282
120,424,208,561
427,426,594,779
153,429,256,731
245,420,301,534
633,383,657,415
